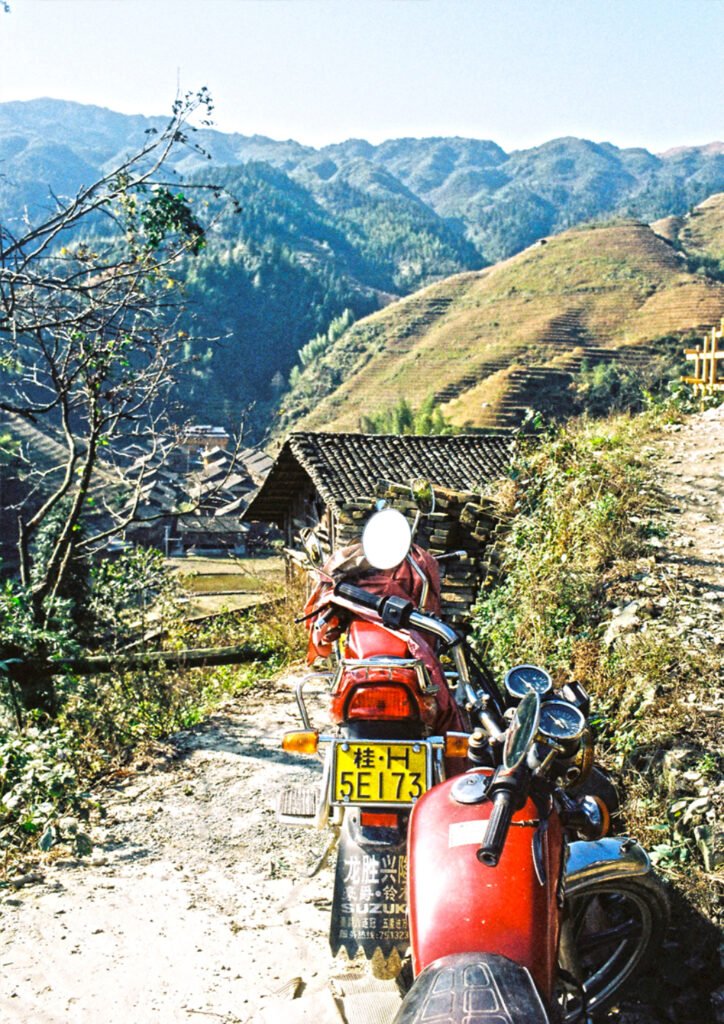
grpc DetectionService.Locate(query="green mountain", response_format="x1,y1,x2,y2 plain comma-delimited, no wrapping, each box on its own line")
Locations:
3,99,724,262
2,99,724,435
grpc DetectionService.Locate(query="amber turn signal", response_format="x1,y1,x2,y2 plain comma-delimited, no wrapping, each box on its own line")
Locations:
281,730,319,755
444,732,471,758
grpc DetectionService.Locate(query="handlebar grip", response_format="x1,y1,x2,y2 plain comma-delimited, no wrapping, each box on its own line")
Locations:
477,789,515,867
334,582,386,615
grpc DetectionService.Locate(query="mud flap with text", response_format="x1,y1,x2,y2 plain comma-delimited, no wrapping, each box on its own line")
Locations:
329,823,409,959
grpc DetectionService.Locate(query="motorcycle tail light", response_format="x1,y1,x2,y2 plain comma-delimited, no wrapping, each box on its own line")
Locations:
281,730,319,755
444,732,471,758
346,684,414,720
360,812,399,828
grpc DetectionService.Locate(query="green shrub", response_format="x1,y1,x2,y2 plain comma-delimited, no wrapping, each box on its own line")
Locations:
0,725,86,853
472,415,654,673
360,394,457,435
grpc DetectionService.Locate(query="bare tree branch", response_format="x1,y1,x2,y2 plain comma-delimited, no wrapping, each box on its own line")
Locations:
0,89,242,715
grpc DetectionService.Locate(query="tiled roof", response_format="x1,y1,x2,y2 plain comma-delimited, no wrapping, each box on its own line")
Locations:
1,414,70,476
177,514,248,535
243,432,515,524
238,446,274,484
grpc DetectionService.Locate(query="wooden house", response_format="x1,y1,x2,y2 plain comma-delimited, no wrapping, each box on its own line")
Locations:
242,432,516,623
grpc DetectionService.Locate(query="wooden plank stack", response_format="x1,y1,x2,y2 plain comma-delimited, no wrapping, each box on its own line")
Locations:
334,481,504,627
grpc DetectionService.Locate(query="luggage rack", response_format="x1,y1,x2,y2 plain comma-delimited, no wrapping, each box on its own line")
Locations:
333,656,438,695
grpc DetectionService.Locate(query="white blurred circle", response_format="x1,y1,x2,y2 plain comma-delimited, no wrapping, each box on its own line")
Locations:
362,509,412,570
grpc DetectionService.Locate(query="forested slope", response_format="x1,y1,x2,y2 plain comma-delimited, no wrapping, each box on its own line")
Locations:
2,99,724,435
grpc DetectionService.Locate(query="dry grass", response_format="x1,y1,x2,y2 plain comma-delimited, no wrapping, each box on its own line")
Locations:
679,192,724,262
472,410,721,906
470,406,722,1017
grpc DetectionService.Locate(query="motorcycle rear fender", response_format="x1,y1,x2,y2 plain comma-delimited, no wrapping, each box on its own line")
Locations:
394,952,552,1024
564,835,653,896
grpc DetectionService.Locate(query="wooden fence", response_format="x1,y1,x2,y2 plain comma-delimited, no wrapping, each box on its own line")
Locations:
683,319,724,395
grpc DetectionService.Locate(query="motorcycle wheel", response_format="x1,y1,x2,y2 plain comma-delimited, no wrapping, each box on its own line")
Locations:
560,873,669,1021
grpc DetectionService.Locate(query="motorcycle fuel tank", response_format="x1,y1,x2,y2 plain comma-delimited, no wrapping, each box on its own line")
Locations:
407,769,564,1002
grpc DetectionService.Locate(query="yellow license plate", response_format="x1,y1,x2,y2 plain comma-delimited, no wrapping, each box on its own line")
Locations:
332,741,430,806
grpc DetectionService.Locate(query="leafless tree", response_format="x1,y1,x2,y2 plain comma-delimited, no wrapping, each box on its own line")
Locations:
0,89,234,709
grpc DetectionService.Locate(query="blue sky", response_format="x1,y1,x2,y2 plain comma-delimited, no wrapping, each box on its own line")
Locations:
1,0,722,152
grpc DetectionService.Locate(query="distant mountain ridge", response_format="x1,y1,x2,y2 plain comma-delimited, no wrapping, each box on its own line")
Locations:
2,98,724,437
2,99,724,262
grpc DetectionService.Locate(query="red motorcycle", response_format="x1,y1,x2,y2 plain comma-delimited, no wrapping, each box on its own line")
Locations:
397,686,669,1022
279,507,498,971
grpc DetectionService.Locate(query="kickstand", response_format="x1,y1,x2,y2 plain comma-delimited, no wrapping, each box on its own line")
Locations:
307,825,340,877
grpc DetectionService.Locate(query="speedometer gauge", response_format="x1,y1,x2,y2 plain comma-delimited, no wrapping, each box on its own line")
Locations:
538,699,586,742
504,664,553,701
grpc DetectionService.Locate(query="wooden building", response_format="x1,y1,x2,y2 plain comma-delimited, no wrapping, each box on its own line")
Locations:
242,432,516,623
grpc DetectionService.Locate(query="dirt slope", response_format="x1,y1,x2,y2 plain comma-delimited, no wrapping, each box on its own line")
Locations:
1,405,722,1024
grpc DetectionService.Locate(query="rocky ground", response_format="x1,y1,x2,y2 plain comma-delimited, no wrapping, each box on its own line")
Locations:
0,405,721,1024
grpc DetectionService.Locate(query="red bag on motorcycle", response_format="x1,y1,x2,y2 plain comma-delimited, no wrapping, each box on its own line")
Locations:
303,543,464,734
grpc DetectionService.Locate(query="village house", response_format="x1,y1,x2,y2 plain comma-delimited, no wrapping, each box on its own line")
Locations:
243,431,514,544
242,431,516,623
0,416,272,565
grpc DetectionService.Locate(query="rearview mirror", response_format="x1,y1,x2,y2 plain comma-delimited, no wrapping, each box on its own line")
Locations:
503,691,540,771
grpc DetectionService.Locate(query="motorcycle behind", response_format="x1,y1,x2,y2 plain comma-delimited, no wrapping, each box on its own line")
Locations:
277,504,668,1019
278,506,499,974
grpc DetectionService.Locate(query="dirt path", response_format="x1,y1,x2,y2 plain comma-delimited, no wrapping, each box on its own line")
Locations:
1,405,721,1024
0,677,355,1024
653,403,724,649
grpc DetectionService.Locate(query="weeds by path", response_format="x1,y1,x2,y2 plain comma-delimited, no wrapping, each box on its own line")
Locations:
471,403,723,1022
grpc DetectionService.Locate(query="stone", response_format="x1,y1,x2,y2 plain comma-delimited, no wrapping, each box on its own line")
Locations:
668,798,691,819
694,824,724,872
8,871,44,888
603,601,641,646
681,796,712,827
661,748,699,796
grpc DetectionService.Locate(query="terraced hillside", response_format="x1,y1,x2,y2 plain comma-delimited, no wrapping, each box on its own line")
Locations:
653,191,724,263
280,205,724,432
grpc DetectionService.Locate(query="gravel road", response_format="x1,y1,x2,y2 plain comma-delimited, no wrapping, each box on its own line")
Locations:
0,676,368,1023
